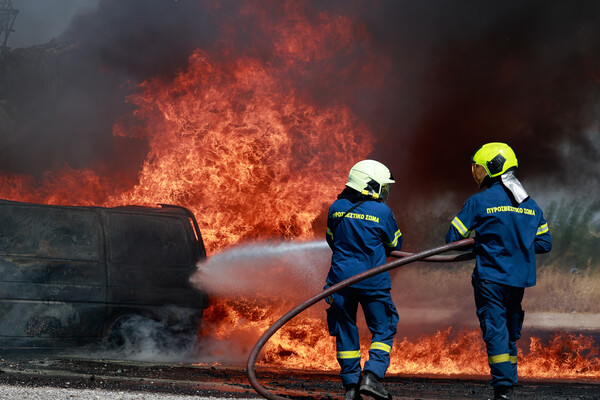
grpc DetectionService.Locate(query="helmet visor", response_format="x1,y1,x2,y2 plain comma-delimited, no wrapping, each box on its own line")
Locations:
380,183,391,202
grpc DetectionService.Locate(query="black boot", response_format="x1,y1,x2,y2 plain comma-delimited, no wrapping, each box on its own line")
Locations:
493,385,513,399
344,385,363,400
359,372,392,400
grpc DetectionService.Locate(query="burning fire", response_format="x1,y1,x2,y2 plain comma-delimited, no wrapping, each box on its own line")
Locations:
0,0,598,382
109,48,372,254
0,1,375,255
201,299,600,380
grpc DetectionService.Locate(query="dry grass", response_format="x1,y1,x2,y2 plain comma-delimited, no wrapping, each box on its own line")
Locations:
526,265,600,313
391,263,474,310
391,262,600,314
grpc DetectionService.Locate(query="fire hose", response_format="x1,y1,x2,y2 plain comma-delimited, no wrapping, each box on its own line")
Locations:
246,237,475,400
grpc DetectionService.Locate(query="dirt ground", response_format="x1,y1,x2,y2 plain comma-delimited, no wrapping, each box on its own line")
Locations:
0,353,598,400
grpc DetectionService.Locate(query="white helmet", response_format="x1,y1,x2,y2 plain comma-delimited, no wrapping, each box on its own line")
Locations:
346,159,395,201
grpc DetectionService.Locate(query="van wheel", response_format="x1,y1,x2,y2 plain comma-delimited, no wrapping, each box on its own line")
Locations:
104,314,197,354
105,314,157,351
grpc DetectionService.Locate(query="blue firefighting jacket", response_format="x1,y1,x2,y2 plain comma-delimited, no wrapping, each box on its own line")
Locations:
326,194,402,290
446,180,552,288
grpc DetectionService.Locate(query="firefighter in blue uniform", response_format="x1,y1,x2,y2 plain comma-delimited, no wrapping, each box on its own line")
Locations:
446,143,552,400
325,159,402,400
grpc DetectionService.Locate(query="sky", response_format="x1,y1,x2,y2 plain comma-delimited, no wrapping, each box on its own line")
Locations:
8,0,100,48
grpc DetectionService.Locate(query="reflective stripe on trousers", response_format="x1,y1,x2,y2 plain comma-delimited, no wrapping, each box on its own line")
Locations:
327,288,399,386
473,277,524,387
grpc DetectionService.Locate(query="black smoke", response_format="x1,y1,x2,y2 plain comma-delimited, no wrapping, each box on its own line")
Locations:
2,0,600,202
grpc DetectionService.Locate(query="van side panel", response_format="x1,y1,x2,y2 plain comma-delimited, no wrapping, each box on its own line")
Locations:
0,201,207,347
0,203,107,344
103,210,205,318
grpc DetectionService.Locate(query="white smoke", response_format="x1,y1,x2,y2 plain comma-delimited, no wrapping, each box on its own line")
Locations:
86,311,199,363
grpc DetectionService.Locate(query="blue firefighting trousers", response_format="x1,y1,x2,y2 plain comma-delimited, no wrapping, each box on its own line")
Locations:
472,277,525,388
326,288,399,386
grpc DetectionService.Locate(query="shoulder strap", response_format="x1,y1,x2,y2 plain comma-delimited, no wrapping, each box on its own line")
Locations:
329,200,367,235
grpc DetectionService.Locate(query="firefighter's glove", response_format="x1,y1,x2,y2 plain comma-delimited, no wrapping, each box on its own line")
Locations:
324,292,344,309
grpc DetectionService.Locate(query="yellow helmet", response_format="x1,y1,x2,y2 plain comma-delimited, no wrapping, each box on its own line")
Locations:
471,142,518,178
346,159,395,201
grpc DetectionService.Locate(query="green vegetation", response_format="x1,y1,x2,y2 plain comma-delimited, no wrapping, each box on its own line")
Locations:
541,199,600,270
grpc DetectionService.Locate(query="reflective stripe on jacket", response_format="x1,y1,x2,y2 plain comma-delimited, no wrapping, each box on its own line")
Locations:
326,198,401,290
446,180,552,287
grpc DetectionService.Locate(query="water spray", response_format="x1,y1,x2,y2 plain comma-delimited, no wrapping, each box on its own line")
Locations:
246,238,475,400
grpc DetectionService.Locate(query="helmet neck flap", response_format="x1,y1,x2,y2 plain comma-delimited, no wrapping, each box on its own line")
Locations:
472,142,529,204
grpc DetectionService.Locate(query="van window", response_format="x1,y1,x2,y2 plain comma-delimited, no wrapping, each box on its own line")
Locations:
107,213,191,266
0,205,100,261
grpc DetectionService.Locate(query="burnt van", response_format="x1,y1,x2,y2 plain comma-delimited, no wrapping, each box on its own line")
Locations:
0,199,207,348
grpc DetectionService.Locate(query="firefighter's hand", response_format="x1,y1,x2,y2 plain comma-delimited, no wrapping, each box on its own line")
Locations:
325,292,344,309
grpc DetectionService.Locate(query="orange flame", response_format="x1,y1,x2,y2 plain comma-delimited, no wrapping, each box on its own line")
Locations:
521,332,600,378
0,1,375,255
1,0,599,382
200,298,600,380
109,49,372,254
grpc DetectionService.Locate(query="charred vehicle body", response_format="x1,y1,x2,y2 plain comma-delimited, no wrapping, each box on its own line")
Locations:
0,199,207,348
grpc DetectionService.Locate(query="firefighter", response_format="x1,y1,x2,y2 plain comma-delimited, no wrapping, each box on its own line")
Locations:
325,159,402,400
445,143,552,400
